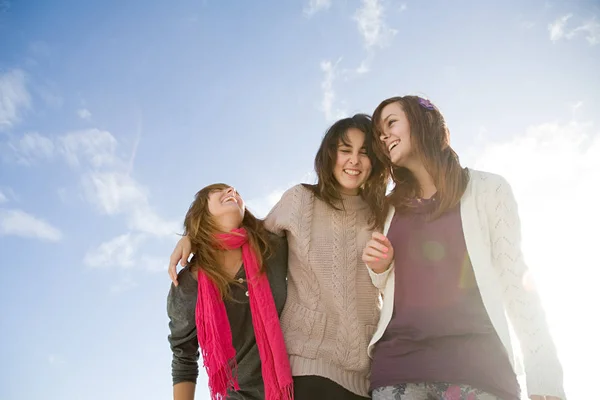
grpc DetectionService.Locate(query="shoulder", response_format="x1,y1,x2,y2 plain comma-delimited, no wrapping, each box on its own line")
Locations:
168,267,197,310
467,168,509,187
466,168,512,198
271,184,313,213
284,184,313,200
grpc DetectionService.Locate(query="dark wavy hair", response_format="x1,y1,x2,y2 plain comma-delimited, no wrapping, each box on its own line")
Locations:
304,114,389,229
372,96,469,220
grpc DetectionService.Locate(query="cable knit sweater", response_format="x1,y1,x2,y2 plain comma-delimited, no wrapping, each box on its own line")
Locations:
368,169,566,399
265,184,380,397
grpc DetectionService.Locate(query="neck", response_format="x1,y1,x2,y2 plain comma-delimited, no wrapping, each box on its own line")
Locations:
216,217,241,234
217,248,243,277
407,161,436,199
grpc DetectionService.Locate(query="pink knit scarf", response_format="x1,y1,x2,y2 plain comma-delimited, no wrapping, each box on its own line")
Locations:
195,228,293,400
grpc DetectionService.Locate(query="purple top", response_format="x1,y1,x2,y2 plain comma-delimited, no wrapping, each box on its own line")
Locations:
370,198,520,400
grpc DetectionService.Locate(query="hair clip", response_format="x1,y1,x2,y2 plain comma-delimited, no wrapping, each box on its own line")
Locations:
418,97,435,110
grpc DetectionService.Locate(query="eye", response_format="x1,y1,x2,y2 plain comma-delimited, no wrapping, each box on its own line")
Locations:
339,148,352,153
387,120,396,127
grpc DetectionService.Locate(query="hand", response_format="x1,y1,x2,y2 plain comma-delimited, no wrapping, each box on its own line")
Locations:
168,236,192,286
362,232,394,273
530,396,562,400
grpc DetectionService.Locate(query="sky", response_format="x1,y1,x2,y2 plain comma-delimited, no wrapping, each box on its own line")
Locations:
0,0,598,399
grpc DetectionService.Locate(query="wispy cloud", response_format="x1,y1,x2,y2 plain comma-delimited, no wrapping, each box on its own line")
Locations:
59,129,119,169
7,132,55,165
84,233,145,269
0,208,62,241
4,126,178,269
0,69,31,131
567,18,600,45
549,14,572,42
78,108,92,120
320,59,347,121
549,14,600,45
354,0,397,50
0,190,7,204
304,0,332,17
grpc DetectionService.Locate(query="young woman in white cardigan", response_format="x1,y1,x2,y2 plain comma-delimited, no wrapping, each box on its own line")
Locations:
362,95,565,400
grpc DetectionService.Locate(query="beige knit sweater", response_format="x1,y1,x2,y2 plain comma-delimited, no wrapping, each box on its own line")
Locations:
265,184,380,397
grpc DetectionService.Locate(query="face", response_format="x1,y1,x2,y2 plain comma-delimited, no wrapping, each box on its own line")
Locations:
207,186,245,229
332,128,372,195
379,102,413,167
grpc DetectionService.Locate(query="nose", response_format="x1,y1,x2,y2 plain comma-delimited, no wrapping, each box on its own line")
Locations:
349,152,359,165
379,131,389,142
226,187,237,196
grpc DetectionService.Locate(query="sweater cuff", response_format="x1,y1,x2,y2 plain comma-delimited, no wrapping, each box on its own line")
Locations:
525,371,566,399
367,263,393,290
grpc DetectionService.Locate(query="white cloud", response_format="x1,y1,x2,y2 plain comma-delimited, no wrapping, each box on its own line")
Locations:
468,117,599,400
303,0,331,16
549,14,572,41
82,171,147,215
59,129,119,169
399,3,407,12
0,208,62,241
354,0,397,49
84,233,145,268
78,108,92,120
82,171,178,236
549,14,600,45
85,233,169,274
0,69,31,131
8,132,55,165
0,190,7,204
567,18,600,45
320,60,347,121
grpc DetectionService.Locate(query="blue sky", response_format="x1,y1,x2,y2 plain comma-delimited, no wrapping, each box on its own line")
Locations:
0,0,598,399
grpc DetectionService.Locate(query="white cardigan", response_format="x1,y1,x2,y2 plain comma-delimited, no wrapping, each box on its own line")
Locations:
367,169,566,399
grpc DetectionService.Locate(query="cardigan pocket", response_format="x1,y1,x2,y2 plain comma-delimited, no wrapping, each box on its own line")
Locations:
281,302,327,359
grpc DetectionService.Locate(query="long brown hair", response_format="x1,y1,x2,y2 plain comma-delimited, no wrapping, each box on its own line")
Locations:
183,183,272,299
372,96,469,219
305,114,389,230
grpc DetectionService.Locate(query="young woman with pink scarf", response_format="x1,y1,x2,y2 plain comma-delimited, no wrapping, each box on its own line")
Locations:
167,184,292,400
168,114,389,399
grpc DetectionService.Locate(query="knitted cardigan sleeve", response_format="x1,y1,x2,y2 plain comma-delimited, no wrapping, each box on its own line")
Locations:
486,175,566,399
367,265,393,291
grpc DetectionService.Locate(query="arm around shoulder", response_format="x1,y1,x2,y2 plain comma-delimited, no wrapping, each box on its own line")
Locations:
264,185,305,236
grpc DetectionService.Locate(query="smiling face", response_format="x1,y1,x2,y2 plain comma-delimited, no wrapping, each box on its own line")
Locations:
378,102,414,167
332,128,372,195
207,186,245,230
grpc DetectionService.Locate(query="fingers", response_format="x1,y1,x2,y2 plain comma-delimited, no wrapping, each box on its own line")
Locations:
363,246,389,261
169,253,180,286
180,249,190,267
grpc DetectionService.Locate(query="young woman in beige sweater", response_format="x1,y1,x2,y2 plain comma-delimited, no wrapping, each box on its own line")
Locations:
168,114,388,399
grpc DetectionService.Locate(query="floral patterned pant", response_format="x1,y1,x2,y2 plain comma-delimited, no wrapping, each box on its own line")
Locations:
372,383,501,400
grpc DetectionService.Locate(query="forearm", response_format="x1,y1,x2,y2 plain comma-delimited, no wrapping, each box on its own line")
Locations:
173,382,196,400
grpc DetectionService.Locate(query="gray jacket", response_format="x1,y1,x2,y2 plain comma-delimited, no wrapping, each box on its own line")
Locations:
167,234,288,399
